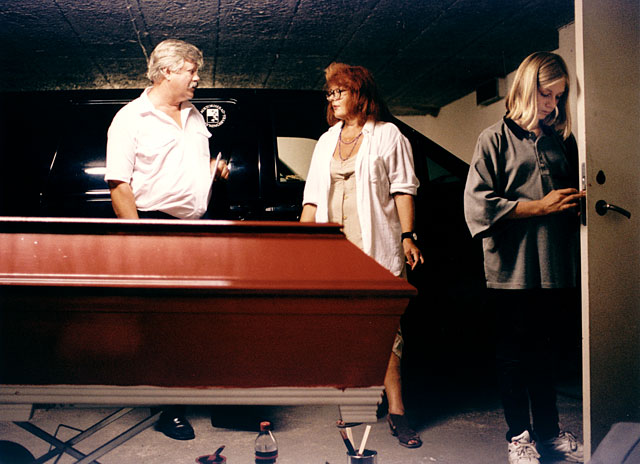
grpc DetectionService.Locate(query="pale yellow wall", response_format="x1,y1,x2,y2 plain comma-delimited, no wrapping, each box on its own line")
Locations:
398,23,577,165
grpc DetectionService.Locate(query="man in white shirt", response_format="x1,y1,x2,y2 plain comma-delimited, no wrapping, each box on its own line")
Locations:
106,39,228,220
105,39,228,441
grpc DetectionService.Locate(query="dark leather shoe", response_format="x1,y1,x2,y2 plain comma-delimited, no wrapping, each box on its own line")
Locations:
156,410,195,440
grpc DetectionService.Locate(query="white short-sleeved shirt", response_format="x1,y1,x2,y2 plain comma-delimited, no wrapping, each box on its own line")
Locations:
303,120,419,277
105,88,213,219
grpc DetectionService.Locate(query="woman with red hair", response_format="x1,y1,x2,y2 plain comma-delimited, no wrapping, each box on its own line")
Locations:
302,62,423,449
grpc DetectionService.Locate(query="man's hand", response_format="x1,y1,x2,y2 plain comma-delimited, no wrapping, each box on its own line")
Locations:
107,180,139,219
211,155,230,181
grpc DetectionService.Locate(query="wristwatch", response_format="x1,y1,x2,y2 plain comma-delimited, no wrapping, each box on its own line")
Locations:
401,231,418,242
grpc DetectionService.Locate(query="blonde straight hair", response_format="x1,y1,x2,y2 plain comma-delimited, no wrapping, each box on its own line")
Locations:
505,52,571,139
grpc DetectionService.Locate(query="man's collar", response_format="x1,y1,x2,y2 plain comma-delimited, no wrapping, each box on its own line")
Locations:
139,87,193,115
138,88,156,115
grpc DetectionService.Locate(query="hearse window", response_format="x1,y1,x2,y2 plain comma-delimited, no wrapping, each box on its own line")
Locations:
271,94,327,186
42,102,122,217
276,137,316,182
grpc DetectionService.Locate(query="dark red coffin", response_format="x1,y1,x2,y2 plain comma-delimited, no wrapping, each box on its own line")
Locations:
0,218,415,422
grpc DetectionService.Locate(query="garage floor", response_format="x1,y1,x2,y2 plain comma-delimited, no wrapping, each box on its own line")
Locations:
0,375,582,464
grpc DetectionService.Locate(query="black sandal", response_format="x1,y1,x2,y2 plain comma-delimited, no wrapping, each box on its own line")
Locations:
387,413,422,448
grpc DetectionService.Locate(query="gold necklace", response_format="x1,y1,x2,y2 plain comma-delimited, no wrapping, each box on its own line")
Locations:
338,126,362,161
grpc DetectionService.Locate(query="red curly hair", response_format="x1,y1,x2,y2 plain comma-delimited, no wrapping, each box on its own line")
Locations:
324,62,389,126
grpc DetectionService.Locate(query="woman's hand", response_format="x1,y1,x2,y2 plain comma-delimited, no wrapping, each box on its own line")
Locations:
538,188,585,215
403,239,424,270
508,188,585,218
300,204,317,222
393,193,423,270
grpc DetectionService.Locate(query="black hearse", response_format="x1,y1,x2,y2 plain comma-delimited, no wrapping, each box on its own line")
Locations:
0,89,332,220
0,88,470,221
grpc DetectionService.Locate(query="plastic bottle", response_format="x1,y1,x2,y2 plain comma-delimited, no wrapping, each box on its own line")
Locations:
254,421,278,463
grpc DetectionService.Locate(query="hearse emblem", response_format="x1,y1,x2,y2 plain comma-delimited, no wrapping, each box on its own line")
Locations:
201,104,227,128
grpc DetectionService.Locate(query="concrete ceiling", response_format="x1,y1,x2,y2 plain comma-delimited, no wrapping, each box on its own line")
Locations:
0,0,574,115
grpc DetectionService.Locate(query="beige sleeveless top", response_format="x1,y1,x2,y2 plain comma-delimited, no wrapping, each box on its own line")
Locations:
328,156,363,251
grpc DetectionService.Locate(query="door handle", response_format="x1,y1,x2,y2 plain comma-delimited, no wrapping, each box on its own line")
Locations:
595,200,631,219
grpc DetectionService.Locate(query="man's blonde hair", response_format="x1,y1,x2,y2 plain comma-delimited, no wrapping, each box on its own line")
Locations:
147,39,203,83
506,52,571,139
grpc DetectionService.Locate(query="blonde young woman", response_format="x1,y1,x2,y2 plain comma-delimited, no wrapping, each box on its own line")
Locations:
302,62,424,449
464,52,585,464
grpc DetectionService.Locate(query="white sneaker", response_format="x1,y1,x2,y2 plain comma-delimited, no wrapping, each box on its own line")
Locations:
508,430,541,464
538,430,584,463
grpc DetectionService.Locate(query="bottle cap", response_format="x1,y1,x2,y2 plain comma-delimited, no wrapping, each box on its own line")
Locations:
259,421,271,431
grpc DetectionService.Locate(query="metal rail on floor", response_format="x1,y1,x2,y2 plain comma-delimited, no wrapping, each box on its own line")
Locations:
15,408,161,464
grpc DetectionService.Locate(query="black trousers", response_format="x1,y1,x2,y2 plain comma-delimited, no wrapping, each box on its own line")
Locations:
137,210,177,219
491,288,572,442
138,210,211,220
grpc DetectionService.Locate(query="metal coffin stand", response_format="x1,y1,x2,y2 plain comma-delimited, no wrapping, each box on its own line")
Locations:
0,218,414,427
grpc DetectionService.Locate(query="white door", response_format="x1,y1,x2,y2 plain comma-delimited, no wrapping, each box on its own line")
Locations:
575,0,640,456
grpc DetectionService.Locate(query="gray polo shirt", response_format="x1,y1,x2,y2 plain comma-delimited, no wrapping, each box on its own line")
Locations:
463,117,579,289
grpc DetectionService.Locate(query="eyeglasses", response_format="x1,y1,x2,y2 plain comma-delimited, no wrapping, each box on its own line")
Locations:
325,88,347,101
